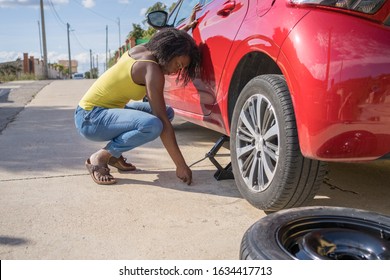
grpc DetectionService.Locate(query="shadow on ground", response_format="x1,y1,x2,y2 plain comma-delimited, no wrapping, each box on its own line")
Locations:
310,161,390,215
1,103,389,215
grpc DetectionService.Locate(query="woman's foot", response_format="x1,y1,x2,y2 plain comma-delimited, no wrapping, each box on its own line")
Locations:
108,155,136,171
86,149,116,185
89,149,111,166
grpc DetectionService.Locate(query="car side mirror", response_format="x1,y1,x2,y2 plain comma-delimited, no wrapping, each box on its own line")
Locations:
147,11,168,29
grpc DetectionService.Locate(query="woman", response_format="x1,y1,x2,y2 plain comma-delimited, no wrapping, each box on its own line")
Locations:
74,28,201,185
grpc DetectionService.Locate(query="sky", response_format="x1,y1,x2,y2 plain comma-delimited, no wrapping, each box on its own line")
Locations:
0,0,177,75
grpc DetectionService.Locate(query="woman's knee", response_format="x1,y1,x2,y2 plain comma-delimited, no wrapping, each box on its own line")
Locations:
141,117,163,139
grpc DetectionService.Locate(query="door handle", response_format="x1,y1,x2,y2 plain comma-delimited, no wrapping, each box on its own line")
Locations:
217,1,236,16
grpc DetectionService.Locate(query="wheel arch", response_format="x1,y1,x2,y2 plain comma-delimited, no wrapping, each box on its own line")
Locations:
226,51,282,134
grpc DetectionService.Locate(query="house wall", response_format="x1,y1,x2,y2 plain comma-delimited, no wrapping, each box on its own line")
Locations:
0,53,69,80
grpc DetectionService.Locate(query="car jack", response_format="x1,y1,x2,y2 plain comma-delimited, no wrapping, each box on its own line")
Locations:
206,135,234,180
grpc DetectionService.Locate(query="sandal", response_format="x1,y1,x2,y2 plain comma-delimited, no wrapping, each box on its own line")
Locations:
85,159,116,185
108,155,136,171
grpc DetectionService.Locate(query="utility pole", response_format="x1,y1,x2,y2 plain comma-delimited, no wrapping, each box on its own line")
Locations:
117,17,121,49
40,0,48,79
89,49,93,78
67,23,72,79
37,21,43,59
96,54,99,77
92,54,95,78
106,25,108,71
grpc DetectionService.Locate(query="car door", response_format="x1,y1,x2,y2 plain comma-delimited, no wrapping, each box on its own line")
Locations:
164,0,248,116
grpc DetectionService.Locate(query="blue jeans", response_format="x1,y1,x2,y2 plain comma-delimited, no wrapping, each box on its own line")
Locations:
74,102,174,158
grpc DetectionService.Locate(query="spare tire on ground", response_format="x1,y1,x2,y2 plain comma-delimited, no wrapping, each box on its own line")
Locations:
240,206,390,260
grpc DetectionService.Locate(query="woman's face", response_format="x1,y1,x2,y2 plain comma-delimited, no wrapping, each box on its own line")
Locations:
164,55,191,76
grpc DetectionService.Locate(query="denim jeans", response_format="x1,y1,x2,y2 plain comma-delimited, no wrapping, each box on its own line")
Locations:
74,101,174,158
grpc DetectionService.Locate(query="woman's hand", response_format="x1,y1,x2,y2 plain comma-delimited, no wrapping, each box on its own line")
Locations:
189,3,202,24
176,164,192,185
181,3,202,31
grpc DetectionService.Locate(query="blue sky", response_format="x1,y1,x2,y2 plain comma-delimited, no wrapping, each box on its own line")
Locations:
0,0,177,74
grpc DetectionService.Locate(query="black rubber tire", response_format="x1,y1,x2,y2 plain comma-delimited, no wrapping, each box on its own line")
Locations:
240,206,390,260
230,75,327,211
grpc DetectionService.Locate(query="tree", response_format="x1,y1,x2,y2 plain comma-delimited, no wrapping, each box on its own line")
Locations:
128,23,145,40
141,1,178,26
143,26,156,40
139,1,178,39
168,1,177,12
112,1,179,69
143,1,169,24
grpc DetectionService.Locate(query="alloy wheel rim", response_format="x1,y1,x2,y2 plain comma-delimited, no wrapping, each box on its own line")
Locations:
236,94,279,192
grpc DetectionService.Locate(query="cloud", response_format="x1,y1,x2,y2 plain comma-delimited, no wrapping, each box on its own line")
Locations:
81,0,95,8
0,51,27,62
53,0,69,4
0,0,37,7
0,0,69,8
140,7,147,16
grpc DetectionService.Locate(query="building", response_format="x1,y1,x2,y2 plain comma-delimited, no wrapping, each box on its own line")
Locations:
0,53,65,80
58,60,78,75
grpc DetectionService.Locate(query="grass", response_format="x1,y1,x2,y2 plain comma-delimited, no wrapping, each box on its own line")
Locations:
0,73,39,83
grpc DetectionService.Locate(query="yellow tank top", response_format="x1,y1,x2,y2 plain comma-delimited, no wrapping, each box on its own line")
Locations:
79,52,157,110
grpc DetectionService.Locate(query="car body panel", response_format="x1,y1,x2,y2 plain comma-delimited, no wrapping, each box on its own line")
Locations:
164,0,249,117
214,1,311,134
163,0,390,161
278,7,390,160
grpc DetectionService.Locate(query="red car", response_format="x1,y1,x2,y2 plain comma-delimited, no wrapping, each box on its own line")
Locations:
148,0,390,211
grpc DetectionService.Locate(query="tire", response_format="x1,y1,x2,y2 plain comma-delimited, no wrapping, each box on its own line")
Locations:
230,75,327,211
240,206,390,260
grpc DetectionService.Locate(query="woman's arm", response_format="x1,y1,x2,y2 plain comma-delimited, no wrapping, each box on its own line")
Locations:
180,3,202,32
143,63,192,185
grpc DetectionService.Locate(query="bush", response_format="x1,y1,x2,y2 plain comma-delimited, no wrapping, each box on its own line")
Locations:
0,73,37,83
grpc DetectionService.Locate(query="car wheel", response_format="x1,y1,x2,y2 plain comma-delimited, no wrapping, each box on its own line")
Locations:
240,206,390,260
230,75,327,211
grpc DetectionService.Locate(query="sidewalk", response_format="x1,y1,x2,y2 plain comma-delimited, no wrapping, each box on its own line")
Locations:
0,80,51,132
0,80,262,259
1,80,389,260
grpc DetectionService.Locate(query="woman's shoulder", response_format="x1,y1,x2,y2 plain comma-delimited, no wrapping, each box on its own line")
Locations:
129,46,162,85
129,46,155,62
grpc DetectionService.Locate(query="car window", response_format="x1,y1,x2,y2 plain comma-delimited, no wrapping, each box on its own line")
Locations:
167,0,201,27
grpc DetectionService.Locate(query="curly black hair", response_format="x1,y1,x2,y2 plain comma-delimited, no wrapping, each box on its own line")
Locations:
144,28,200,85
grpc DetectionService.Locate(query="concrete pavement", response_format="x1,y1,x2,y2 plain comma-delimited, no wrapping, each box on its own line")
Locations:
0,79,263,259
0,80,51,132
0,80,389,260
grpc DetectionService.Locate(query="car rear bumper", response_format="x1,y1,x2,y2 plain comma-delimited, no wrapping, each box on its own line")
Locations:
279,10,390,161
